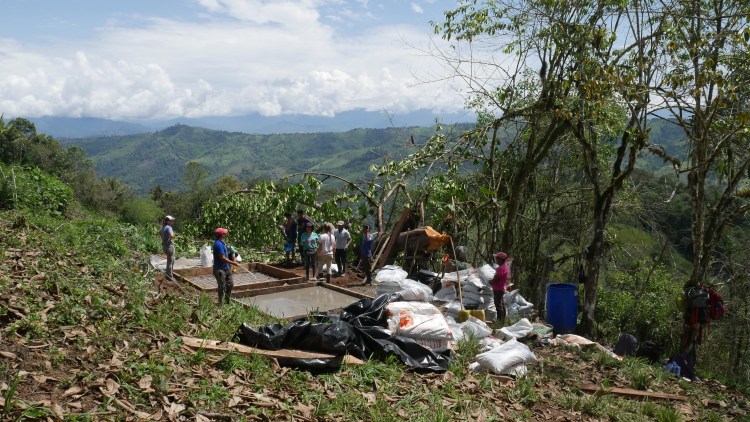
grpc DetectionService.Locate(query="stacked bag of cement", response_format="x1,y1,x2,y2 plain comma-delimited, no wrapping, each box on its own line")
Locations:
504,289,534,318
462,273,494,307
374,265,433,301
374,265,408,296
473,264,499,321
385,301,453,351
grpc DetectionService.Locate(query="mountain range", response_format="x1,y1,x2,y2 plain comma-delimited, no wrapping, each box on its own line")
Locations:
57,123,473,195
29,109,475,138
54,116,687,196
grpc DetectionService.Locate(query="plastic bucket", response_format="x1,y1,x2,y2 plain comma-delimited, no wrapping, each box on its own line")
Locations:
546,283,578,333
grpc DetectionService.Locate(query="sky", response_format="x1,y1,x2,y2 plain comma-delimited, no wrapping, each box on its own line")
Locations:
0,0,470,121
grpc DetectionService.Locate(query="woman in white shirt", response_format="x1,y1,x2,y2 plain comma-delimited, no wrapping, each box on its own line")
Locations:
317,223,336,283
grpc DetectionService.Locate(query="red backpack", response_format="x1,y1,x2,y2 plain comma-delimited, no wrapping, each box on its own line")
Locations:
707,288,726,321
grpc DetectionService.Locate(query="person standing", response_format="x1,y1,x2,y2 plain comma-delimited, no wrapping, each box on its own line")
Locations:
317,223,336,283
360,224,377,285
213,228,240,306
333,221,351,276
159,215,176,281
490,252,511,323
283,212,297,264
296,209,313,257
300,222,319,281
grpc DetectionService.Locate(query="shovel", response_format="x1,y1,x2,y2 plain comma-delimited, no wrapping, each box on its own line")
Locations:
449,236,472,323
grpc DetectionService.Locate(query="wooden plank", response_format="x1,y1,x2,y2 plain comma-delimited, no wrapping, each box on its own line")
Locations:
579,383,688,402
322,283,374,300
375,207,412,269
233,281,318,298
181,336,364,365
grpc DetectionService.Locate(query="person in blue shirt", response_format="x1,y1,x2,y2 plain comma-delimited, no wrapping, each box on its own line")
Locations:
213,227,240,305
360,224,377,285
283,212,297,264
296,209,313,257
300,222,319,281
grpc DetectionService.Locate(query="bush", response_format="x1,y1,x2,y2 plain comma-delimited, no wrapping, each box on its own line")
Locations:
597,260,682,347
119,197,163,226
0,164,73,215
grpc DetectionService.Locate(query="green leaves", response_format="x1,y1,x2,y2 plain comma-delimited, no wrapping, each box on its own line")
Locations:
0,164,73,215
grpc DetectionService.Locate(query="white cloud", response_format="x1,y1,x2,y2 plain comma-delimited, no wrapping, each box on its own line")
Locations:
411,3,424,14
0,1,467,120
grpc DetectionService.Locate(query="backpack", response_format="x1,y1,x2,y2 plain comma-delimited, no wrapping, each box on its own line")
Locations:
707,288,726,320
684,287,709,325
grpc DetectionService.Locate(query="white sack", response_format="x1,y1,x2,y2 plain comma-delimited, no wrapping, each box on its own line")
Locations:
398,287,433,302
446,316,465,342
434,286,457,302
385,301,441,317
497,318,534,340
479,264,497,284
375,265,408,284
397,278,433,301
475,338,537,375
460,316,492,339
388,311,453,340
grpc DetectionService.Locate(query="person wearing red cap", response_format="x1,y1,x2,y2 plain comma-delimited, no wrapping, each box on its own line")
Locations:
490,252,510,323
213,228,240,305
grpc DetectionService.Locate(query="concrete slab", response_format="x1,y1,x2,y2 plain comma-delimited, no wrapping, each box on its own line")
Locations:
236,286,360,319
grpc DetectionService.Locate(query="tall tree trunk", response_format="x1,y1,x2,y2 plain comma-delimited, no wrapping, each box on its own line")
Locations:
580,198,609,335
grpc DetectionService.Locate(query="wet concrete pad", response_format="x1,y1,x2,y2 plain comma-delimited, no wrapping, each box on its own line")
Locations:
237,286,359,318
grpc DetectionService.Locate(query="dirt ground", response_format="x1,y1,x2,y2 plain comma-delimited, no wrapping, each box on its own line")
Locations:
271,260,377,297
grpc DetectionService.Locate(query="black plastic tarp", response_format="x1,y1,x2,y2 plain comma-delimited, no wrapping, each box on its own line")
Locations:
234,294,452,372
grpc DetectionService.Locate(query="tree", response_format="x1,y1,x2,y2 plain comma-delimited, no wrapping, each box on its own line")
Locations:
657,0,750,289
432,0,666,334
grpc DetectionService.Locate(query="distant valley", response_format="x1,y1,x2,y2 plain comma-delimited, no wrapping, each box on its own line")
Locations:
58,124,471,194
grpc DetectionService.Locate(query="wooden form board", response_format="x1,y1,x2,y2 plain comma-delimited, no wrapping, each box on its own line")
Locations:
579,383,688,403
174,262,304,293
181,336,364,365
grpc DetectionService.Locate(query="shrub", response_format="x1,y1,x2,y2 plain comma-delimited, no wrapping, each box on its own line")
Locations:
119,197,163,226
0,164,73,215
596,260,683,347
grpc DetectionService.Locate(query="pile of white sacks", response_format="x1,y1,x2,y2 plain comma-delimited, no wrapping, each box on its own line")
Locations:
375,265,538,376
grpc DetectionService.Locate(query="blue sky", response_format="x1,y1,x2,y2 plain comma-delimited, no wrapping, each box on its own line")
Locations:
0,0,469,120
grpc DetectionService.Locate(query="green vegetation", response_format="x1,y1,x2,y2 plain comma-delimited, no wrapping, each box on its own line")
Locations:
59,124,464,195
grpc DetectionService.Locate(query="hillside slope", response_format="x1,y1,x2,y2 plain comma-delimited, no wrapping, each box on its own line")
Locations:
0,210,746,421
59,124,462,194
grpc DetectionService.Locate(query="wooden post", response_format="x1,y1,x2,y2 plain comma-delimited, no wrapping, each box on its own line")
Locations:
375,207,412,270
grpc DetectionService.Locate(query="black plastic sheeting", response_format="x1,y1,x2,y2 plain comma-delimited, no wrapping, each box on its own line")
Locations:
234,293,452,372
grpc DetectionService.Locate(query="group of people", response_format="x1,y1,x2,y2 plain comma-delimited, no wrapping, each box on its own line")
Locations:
283,209,377,284
160,211,510,319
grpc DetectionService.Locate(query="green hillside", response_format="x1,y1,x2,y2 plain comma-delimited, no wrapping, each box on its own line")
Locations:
60,125,468,194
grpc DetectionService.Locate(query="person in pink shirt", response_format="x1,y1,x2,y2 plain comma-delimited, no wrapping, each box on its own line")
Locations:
490,252,510,323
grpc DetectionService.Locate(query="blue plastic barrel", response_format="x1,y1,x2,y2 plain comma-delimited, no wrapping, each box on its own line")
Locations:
546,283,578,333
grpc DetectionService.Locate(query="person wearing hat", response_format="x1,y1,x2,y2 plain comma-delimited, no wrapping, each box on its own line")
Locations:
317,223,336,283
296,209,314,257
333,221,351,276
213,228,240,305
300,221,319,281
159,215,176,281
490,252,511,323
